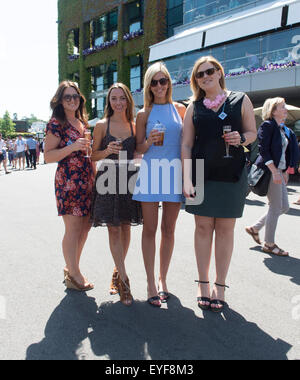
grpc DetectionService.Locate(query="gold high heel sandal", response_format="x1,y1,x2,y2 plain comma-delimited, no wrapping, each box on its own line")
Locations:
64,274,94,292
110,268,119,295
118,277,133,306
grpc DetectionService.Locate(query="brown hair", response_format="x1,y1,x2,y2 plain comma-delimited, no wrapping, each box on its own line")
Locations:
104,83,135,122
50,81,89,127
190,56,226,101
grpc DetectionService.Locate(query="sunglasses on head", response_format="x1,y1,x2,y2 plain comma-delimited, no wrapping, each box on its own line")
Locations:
63,94,81,102
150,78,169,87
195,67,219,79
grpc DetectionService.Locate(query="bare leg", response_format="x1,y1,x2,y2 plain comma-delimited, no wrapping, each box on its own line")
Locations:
107,225,132,305
194,216,215,307
141,202,159,300
76,216,92,266
212,218,236,309
121,224,131,261
62,215,89,286
158,202,181,293
107,226,127,283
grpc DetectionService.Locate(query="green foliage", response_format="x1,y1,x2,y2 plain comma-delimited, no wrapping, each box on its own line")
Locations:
0,111,16,138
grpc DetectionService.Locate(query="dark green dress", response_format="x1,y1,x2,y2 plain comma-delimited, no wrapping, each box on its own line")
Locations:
185,91,248,219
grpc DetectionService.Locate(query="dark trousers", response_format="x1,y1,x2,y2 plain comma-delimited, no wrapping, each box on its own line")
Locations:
25,151,30,167
29,149,37,169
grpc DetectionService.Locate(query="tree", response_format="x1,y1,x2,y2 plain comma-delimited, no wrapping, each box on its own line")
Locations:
0,111,16,138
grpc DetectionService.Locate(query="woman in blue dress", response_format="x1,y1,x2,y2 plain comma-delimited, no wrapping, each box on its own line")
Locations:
133,62,186,307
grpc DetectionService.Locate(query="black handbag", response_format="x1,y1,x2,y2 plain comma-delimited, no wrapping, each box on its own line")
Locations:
248,164,271,196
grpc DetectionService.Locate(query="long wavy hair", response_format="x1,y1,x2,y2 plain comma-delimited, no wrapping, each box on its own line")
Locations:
104,83,135,122
50,81,89,127
190,56,226,101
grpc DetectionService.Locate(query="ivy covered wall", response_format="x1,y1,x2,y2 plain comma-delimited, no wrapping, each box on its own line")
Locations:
58,0,168,117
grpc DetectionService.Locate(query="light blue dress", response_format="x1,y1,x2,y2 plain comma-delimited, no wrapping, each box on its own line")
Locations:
133,103,184,203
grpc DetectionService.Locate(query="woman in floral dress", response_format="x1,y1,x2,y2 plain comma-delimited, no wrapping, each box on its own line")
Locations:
44,81,95,291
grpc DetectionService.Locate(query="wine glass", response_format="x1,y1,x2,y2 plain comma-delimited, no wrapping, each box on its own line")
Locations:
223,125,233,159
84,131,91,158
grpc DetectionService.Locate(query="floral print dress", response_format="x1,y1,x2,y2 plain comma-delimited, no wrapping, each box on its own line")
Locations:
46,118,94,217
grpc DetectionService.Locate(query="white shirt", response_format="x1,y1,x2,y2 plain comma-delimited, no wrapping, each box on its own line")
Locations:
0,139,6,151
16,139,26,153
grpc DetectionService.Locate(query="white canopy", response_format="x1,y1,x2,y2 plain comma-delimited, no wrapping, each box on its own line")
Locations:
149,0,298,62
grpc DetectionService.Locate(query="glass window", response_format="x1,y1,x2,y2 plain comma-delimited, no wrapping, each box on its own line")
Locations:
225,38,260,72
130,21,141,33
127,0,144,33
130,55,143,92
93,15,106,46
161,25,300,80
106,61,118,89
97,97,105,118
167,0,184,37
107,10,118,41
67,29,79,55
92,10,118,45
183,0,275,24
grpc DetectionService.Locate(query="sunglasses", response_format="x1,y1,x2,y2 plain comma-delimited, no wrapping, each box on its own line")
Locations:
150,78,169,87
63,94,81,102
195,67,219,79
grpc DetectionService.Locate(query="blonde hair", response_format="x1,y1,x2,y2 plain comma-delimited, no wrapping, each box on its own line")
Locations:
143,62,173,108
104,83,135,122
262,97,285,121
190,56,226,101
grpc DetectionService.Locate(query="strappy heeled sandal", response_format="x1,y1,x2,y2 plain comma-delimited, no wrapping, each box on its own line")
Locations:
147,296,161,308
195,280,211,310
210,283,229,313
118,277,133,306
110,268,119,295
64,274,94,292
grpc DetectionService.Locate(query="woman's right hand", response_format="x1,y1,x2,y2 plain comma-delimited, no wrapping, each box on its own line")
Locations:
72,138,90,152
106,141,122,156
147,129,161,146
272,171,282,184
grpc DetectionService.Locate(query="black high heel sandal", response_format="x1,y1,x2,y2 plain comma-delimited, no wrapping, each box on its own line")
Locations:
195,280,211,310
210,283,229,313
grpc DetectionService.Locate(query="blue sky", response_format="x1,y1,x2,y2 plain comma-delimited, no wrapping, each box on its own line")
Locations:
0,1,58,121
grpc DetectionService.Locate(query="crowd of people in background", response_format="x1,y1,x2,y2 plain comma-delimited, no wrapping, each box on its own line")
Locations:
0,133,44,174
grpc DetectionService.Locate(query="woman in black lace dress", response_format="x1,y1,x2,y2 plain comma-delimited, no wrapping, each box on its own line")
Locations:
91,83,142,306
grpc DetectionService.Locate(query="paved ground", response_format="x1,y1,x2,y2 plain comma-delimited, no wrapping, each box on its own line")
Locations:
0,161,300,360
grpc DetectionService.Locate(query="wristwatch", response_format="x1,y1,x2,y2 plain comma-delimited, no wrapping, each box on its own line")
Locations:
240,133,246,145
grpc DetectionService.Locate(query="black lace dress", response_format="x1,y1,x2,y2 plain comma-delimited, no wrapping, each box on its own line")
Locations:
90,119,143,227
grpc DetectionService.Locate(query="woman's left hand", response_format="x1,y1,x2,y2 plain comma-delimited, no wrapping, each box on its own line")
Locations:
223,131,241,146
282,171,289,185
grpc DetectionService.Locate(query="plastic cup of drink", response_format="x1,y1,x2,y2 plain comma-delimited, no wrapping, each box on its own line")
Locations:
153,123,166,146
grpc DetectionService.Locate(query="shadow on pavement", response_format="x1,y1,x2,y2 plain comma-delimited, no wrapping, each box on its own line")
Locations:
245,199,266,207
287,207,300,217
250,246,300,286
26,292,291,360
263,255,300,286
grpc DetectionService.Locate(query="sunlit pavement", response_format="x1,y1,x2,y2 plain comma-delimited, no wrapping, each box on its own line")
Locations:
0,160,299,360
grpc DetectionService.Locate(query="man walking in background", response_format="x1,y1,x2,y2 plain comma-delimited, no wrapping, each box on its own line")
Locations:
26,136,38,170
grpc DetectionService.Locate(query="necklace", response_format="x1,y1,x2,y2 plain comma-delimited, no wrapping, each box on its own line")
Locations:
203,92,226,110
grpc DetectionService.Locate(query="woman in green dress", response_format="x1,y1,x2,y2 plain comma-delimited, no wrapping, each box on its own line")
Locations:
181,56,257,312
